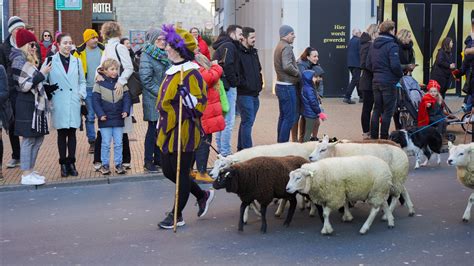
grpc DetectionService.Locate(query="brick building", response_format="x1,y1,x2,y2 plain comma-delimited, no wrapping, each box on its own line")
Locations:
6,0,113,45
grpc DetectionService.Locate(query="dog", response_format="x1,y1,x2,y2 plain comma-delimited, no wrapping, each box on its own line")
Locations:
389,127,442,169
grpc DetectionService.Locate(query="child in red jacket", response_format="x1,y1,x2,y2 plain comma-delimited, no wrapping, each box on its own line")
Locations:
417,80,446,136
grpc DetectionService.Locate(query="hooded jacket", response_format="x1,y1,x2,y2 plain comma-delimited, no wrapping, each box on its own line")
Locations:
199,63,225,134
366,33,403,86
237,44,263,96
197,35,211,60
301,70,322,119
212,35,241,89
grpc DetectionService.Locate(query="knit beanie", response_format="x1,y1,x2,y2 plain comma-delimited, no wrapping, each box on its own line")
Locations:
8,16,26,33
279,25,294,38
427,80,440,91
83,29,99,43
16,28,37,48
145,28,162,44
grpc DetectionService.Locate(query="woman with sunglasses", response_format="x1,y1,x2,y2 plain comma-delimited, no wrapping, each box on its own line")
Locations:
39,30,53,62
10,29,52,185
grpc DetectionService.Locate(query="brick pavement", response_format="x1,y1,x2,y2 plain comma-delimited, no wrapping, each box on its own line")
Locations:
0,95,467,186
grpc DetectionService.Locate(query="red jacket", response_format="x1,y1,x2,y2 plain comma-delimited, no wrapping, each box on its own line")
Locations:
199,64,224,134
198,36,211,60
39,41,52,61
417,94,438,126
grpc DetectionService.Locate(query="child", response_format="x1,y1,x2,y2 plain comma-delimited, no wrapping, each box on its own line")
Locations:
301,69,327,142
92,58,131,175
417,80,446,136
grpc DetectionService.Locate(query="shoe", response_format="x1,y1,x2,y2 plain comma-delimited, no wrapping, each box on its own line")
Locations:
144,161,158,173
88,142,95,154
158,212,185,229
60,164,69,177
6,159,20,168
343,98,356,104
21,173,45,185
100,165,111,175
31,171,45,181
115,164,126,175
197,190,215,218
123,163,131,169
190,170,198,178
68,163,79,176
93,162,102,171
195,172,214,183
362,132,371,140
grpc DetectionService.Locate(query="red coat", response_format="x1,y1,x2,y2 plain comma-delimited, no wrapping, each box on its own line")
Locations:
199,64,224,134
198,36,211,60
417,94,438,127
39,42,52,61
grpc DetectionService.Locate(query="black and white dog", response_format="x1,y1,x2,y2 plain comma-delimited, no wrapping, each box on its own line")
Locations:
389,127,443,169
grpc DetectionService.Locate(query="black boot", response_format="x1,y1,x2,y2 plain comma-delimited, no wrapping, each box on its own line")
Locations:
67,158,78,176
60,159,69,177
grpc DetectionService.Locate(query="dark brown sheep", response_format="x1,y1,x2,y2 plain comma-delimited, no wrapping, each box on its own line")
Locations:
213,156,309,233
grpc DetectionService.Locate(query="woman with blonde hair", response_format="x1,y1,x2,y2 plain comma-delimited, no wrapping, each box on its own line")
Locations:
397,29,416,74
359,23,378,139
10,29,52,185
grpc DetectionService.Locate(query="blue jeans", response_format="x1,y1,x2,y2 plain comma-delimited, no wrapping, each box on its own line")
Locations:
195,134,211,173
101,127,124,167
216,87,237,156
145,121,161,165
85,87,96,143
276,84,298,143
237,95,259,150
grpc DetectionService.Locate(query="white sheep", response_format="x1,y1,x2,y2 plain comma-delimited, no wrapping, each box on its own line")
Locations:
309,135,414,218
287,156,395,235
209,141,320,220
447,142,474,223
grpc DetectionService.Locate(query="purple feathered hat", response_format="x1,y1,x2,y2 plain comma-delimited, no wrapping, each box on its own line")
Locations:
161,24,197,61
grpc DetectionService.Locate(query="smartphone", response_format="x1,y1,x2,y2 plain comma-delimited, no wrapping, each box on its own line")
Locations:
46,56,53,65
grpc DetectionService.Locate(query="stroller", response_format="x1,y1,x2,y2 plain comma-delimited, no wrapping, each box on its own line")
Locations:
396,75,469,141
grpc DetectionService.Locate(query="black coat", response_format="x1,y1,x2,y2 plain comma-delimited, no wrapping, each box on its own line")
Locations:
366,33,403,86
237,44,262,96
398,40,415,72
0,65,13,129
430,49,454,88
0,35,18,108
212,35,241,89
359,33,373,91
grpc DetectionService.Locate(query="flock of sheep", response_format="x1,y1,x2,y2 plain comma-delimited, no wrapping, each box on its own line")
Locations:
210,136,474,235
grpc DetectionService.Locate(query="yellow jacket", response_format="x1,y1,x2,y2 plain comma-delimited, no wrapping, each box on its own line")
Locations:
72,42,105,76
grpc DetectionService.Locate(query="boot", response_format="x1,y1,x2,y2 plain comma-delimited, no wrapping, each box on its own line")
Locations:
195,172,214,183
67,158,78,176
60,159,68,177
88,141,95,154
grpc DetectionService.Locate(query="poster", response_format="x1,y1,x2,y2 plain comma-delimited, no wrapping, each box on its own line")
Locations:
129,30,146,51
310,0,351,97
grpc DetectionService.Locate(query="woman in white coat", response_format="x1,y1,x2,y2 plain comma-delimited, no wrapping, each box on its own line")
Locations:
46,33,86,177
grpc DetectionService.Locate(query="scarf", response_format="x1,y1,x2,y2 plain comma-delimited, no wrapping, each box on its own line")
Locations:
42,40,52,48
143,43,170,67
417,94,438,127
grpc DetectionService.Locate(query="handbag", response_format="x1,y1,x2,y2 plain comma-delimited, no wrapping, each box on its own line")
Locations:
114,44,142,100
217,79,229,113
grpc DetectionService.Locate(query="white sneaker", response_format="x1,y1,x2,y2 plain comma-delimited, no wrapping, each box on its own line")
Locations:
32,171,46,181
21,174,45,185
6,159,20,168
93,162,102,171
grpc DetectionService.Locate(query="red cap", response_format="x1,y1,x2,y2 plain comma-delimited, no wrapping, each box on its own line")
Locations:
427,79,440,91
15,28,37,48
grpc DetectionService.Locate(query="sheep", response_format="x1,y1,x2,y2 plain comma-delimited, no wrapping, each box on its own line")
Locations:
212,156,309,233
309,135,414,218
447,142,474,223
342,139,401,147
286,156,395,235
209,141,322,220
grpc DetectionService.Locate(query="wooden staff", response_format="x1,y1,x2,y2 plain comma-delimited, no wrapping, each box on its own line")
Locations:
174,66,185,232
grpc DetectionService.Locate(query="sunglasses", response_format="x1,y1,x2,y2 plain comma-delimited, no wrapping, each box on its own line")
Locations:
44,35,51,37
29,43,37,49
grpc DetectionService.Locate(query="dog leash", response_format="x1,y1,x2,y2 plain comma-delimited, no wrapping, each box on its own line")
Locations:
408,107,464,136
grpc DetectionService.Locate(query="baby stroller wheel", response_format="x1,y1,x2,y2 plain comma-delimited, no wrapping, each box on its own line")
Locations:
461,113,473,134
446,133,456,142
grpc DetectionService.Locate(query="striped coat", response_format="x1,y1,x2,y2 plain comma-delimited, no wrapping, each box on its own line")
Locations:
156,62,207,153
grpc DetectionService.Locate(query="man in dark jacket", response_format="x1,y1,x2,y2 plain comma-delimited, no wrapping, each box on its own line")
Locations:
212,25,242,156
236,27,262,151
0,16,25,168
343,28,361,104
366,20,403,139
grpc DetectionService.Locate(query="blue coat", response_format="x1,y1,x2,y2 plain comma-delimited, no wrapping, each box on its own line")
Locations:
46,53,86,129
138,51,167,122
301,70,321,119
366,33,403,86
93,75,132,128
347,36,361,68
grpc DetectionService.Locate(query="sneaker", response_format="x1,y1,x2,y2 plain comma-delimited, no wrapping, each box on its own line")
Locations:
88,142,95,154
123,163,131,169
31,171,45,181
144,161,158,173
195,172,214,183
6,159,20,168
100,165,111,175
362,132,371,140
343,98,356,104
115,164,126,175
190,170,198,178
93,162,102,171
21,173,45,185
158,212,185,229
197,190,215,218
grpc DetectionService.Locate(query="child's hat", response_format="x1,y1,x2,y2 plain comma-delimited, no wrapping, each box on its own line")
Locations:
427,79,440,91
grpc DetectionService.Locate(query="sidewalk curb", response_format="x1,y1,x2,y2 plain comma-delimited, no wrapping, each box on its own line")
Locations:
0,173,166,193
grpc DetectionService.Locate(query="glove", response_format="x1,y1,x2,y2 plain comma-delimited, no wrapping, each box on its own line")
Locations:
44,83,59,100
319,112,328,121
80,101,88,116
178,85,198,109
